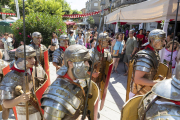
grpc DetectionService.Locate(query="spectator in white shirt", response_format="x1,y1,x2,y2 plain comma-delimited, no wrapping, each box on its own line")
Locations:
51,32,59,47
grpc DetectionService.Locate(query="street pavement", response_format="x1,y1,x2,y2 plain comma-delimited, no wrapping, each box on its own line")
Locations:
0,61,127,120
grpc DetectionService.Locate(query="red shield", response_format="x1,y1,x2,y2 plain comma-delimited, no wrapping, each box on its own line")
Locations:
2,65,10,76
100,61,113,110
35,50,51,114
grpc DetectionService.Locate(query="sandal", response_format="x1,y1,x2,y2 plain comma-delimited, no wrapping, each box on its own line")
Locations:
115,70,118,74
111,70,115,74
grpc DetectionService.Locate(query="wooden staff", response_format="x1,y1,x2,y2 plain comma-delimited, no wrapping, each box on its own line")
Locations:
22,0,29,119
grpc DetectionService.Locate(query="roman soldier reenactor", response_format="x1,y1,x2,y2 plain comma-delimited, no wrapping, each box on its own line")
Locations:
89,32,113,110
0,59,10,120
121,62,180,120
126,29,167,101
0,45,44,120
41,45,99,120
52,34,69,70
29,32,47,67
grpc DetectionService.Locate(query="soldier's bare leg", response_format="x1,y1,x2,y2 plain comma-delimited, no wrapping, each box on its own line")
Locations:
2,105,9,119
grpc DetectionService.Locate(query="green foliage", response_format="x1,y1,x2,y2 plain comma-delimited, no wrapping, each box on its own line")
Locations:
0,0,11,6
8,0,64,17
8,0,30,17
72,10,82,15
71,10,82,22
11,12,66,47
87,16,95,25
2,8,14,13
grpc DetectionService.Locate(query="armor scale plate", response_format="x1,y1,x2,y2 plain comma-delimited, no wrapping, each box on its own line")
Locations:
138,92,180,120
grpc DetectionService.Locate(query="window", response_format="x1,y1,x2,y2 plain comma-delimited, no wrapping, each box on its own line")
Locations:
94,3,98,6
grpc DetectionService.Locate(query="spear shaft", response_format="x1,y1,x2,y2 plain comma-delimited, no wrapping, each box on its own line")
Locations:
22,0,29,120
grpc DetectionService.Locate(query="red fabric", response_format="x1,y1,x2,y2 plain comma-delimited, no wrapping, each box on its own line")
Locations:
145,44,154,51
60,46,67,51
63,73,73,81
170,100,180,105
142,36,148,44
120,22,127,25
97,45,104,53
137,34,144,40
11,65,33,75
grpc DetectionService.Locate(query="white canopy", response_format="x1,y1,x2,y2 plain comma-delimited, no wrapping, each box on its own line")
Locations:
104,0,180,24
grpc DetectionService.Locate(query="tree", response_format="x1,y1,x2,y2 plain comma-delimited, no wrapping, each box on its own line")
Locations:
8,0,65,17
87,16,95,27
11,12,66,47
71,10,82,22
0,0,11,6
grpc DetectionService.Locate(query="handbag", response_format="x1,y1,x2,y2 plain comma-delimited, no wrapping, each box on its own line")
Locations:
113,40,122,56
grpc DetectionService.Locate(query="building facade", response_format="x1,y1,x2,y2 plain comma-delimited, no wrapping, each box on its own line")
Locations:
81,8,86,14
86,0,101,27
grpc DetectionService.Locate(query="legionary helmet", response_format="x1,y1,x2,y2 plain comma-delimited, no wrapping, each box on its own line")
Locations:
59,34,69,47
63,44,90,79
148,29,166,50
32,32,42,45
14,45,36,70
152,62,180,101
98,32,110,48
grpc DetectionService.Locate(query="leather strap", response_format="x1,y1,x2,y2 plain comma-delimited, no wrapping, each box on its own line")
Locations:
60,76,85,97
142,96,160,120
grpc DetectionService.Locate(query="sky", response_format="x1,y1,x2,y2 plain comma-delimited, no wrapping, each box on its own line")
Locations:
65,0,88,11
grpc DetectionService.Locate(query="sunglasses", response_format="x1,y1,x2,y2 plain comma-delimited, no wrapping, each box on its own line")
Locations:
4,34,8,36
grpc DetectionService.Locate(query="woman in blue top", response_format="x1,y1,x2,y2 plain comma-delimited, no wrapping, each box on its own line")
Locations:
111,33,125,73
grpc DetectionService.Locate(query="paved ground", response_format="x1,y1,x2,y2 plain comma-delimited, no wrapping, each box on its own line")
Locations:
0,61,127,120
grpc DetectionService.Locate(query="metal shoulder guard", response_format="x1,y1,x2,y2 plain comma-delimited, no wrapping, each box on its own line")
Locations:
89,48,99,64
138,91,180,120
40,44,47,51
0,71,25,100
52,48,64,65
0,59,9,74
134,49,159,73
41,77,84,120
29,44,47,51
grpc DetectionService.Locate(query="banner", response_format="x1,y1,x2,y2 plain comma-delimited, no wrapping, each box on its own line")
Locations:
0,12,16,16
63,8,109,18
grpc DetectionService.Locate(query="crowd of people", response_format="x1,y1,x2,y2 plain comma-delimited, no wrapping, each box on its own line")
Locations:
45,26,180,76
0,26,180,120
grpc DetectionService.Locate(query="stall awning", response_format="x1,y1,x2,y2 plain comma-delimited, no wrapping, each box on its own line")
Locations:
104,0,180,24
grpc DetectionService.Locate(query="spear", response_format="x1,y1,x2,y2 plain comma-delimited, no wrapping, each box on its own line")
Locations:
82,0,106,119
22,0,29,119
167,0,180,78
